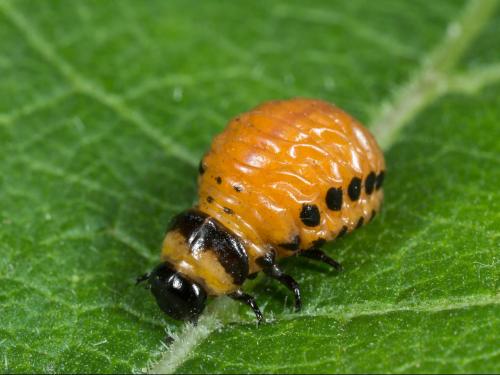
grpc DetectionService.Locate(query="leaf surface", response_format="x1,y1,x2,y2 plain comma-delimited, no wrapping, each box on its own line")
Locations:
0,0,498,373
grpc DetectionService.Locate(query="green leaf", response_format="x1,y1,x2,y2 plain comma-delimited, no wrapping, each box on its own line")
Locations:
0,0,499,373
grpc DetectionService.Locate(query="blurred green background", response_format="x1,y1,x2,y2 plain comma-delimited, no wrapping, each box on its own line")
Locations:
0,0,499,373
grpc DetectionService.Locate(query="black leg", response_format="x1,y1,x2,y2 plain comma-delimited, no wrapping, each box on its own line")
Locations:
301,249,342,272
229,289,264,324
263,264,302,312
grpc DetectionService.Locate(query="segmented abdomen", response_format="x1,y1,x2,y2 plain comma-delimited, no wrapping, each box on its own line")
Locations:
198,99,385,273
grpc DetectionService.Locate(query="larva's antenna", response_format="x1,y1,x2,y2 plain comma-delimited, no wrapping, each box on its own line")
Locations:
136,273,150,288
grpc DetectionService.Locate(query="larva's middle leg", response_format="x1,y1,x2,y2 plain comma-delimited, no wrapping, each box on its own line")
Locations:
263,264,302,312
256,251,302,311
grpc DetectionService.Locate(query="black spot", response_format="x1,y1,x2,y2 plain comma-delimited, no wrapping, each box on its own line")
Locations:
215,176,222,184
370,210,376,221
207,196,214,203
348,177,362,201
198,161,206,175
300,204,321,227
356,217,364,229
365,172,376,195
326,187,342,211
169,210,249,284
279,235,301,251
223,207,233,215
375,171,385,190
336,225,348,238
233,185,243,192
312,238,326,248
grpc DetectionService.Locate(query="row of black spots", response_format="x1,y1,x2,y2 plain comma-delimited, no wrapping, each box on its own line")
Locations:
203,174,241,215
325,177,362,211
207,169,243,193
197,159,226,187
347,170,386,202
299,170,385,233
213,176,247,191
206,195,234,215
299,199,368,237
325,178,363,213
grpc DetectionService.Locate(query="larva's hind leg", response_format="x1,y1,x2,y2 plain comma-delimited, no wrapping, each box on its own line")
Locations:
301,249,342,272
229,289,264,324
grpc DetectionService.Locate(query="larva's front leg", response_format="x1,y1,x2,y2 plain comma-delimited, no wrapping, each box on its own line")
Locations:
229,289,264,324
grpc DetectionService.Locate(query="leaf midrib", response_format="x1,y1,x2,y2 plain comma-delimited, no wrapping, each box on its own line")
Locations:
228,293,500,327
371,0,499,149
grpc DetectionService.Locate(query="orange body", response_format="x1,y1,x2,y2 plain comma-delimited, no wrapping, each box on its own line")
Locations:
161,99,385,295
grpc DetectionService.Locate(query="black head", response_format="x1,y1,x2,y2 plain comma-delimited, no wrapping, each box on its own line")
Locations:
148,262,207,321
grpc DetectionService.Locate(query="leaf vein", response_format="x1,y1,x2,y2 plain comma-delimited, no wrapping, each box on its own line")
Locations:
0,0,198,167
